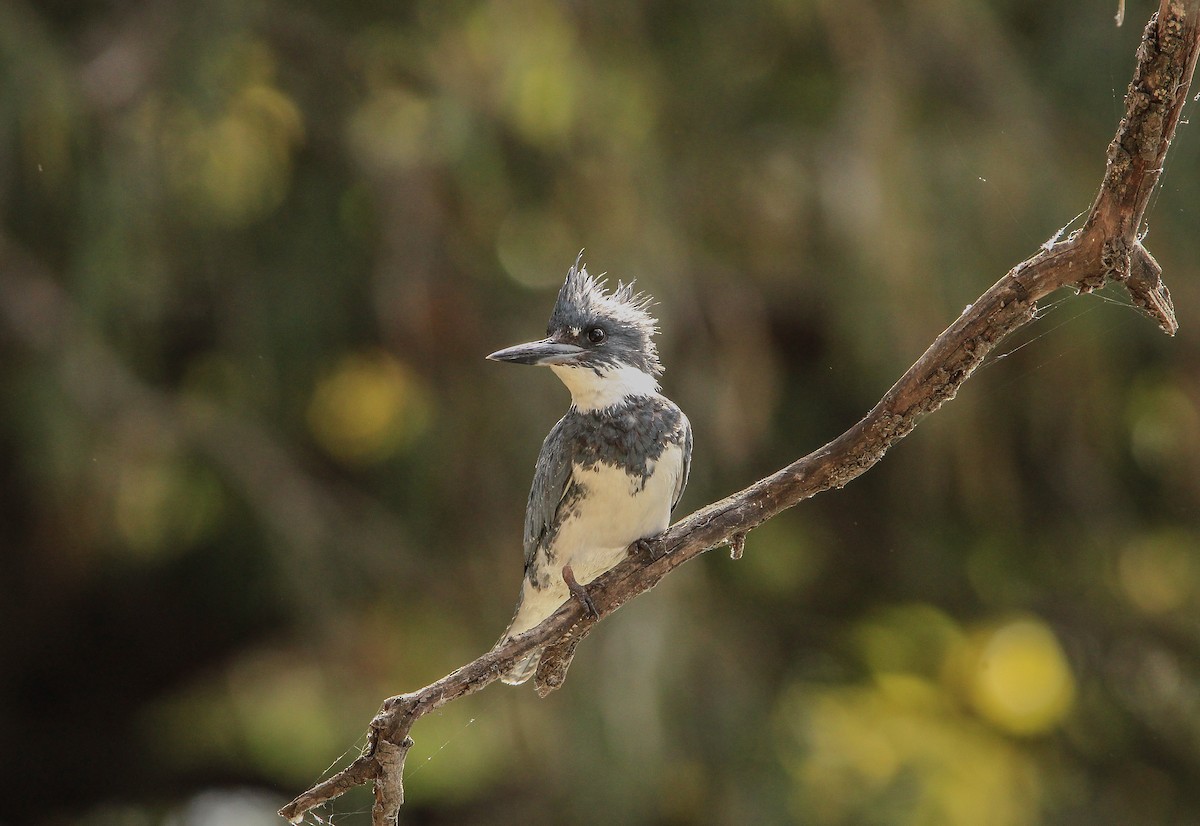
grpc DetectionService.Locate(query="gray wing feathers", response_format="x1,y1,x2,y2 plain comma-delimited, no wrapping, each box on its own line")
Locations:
672,413,693,512
523,417,575,570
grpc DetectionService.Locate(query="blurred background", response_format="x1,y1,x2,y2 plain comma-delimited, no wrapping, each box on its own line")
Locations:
2,0,1199,824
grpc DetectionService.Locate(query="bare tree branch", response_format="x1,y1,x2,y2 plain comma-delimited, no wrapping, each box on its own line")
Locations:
280,3,1197,823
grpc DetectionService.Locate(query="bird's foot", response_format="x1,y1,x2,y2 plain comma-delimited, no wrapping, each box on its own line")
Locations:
632,537,664,561
561,564,598,619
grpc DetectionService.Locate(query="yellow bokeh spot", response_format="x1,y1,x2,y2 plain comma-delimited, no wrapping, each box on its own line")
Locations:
1127,380,1200,471
1117,531,1196,615
465,0,580,146
496,206,578,289
307,351,430,464
156,40,304,226
347,86,432,171
226,652,340,781
968,618,1075,736
510,59,576,143
113,457,225,557
777,673,1042,825
141,648,340,783
855,602,963,678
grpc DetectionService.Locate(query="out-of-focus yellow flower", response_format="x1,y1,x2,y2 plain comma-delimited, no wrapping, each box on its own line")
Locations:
1117,531,1196,615
965,618,1076,736
307,351,431,465
463,0,580,146
141,648,340,783
155,39,304,225
855,602,963,678
776,672,1042,826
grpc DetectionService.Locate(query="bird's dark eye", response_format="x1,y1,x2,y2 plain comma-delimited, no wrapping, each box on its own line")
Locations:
587,327,606,344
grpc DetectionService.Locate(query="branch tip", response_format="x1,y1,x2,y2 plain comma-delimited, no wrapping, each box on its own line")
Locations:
1123,244,1178,334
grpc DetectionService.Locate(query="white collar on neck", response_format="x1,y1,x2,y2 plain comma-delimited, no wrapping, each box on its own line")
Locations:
549,363,660,412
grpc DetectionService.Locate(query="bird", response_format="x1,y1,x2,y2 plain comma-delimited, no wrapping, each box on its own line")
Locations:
486,253,693,685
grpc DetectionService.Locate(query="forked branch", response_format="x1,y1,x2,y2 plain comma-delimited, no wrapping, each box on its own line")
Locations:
280,3,1197,822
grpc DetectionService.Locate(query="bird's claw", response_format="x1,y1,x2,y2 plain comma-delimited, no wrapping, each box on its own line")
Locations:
562,564,598,619
632,537,664,561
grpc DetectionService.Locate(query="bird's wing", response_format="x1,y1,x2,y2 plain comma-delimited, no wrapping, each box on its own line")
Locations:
672,411,693,512
523,416,575,571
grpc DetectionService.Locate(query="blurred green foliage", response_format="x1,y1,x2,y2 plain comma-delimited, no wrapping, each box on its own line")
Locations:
1,0,1199,824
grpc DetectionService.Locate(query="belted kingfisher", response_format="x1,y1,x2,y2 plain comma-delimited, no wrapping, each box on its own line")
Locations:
487,254,693,685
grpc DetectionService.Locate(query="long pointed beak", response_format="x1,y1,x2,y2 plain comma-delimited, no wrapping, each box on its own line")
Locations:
486,338,584,366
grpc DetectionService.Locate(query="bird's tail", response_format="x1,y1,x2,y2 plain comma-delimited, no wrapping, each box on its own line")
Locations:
496,577,561,685
495,620,544,685
499,649,542,685
495,597,544,685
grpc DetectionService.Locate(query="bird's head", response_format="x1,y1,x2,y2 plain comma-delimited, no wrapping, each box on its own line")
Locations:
487,253,664,408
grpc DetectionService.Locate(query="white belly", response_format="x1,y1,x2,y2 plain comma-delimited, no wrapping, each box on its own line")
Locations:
508,444,684,636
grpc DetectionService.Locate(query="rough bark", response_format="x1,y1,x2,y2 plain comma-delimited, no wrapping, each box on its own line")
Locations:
279,3,1196,823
